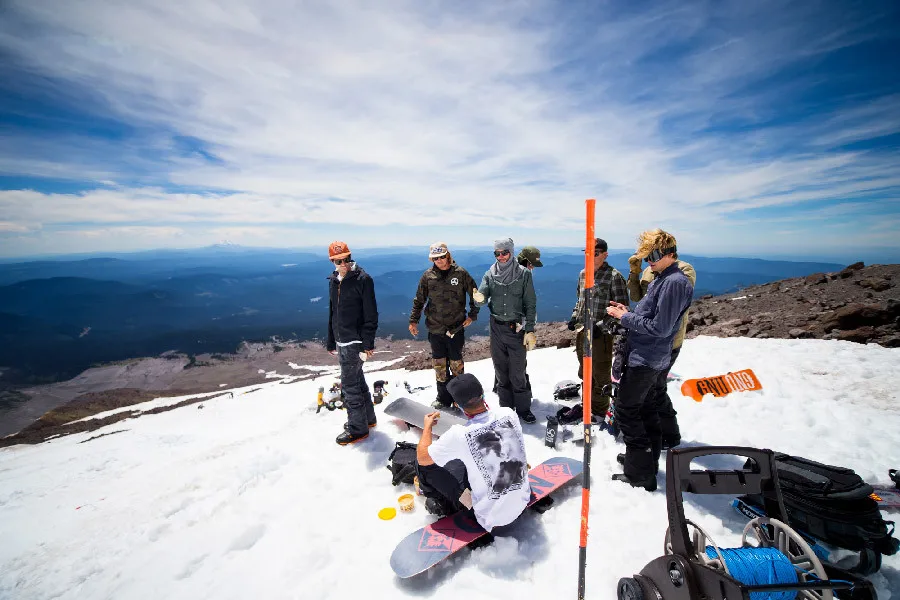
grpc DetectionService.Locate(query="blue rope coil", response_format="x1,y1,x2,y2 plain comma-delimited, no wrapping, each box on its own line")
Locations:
705,546,798,600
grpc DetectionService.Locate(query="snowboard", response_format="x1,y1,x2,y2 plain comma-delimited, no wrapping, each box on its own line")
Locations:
382,396,467,437
680,368,762,402
389,456,583,578
870,485,900,511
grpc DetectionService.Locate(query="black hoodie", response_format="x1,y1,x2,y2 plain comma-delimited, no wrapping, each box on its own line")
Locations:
326,264,378,351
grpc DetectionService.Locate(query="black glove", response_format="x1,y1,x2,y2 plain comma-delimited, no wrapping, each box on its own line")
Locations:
567,317,578,331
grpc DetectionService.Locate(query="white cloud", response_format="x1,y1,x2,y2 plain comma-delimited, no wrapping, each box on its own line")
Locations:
0,1,897,257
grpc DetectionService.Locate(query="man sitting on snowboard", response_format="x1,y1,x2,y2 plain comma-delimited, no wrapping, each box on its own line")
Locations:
415,373,531,531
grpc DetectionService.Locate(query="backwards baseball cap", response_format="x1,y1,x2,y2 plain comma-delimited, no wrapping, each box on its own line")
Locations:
517,246,543,267
447,373,485,410
328,241,351,260
429,241,449,259
583,238,608,253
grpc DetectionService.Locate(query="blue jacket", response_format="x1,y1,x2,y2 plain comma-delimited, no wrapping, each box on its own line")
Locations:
620,263,693,370
326,265,378,351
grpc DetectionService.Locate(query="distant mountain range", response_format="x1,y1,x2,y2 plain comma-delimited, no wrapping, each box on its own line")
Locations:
0,245,845,384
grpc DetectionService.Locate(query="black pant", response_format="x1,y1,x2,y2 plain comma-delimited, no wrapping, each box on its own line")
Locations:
489,316,530,412
338,344,375,436
428,330,464,360
616,364,664,480
416,459,469,512
650,347,682,446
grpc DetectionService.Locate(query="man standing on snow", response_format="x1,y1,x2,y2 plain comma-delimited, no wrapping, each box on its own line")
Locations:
473,238,538,424
415,373,531,532
409,242,480,409
606,229,693,490
567,238,629,420
626,249,696,449
326,241,379,446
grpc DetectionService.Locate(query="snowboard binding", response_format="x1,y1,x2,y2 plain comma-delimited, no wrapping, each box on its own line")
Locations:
617,447,875,600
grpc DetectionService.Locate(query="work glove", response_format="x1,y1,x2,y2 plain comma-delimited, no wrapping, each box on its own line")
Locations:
567,317,578,331
523,332,537,351
628,254,642,273
472,287,485,303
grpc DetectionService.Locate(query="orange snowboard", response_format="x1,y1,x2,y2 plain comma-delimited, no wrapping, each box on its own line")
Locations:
680,369,762,402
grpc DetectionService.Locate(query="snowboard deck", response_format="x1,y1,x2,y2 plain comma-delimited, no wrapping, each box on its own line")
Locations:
870,485,900,510
382,396,467,437
680,368,762,402
389,456,583,578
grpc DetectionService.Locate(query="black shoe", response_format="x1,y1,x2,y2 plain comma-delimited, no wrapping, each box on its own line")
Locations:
344,420,377,432
425,497,455,517
336,431,369,445
530,496,555,514
617,453,659,474
611,472,657,492
517,410,537,424
468,533,495,550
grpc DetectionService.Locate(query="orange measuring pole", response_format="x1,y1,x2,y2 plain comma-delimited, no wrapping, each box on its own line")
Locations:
577,199,595,599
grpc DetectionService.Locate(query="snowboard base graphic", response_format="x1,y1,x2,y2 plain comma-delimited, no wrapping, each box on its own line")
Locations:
870,485,900,511
382,397,467,437
680,368,762,402
389,456,583,578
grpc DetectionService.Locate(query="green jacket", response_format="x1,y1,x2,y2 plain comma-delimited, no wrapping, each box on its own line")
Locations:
627,260,696,349
476,265,537,332
409,263,480,335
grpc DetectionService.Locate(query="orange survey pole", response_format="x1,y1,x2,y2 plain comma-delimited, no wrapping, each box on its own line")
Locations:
577,199,596,599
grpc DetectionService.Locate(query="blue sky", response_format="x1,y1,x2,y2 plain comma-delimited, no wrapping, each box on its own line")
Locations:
0,0,898,262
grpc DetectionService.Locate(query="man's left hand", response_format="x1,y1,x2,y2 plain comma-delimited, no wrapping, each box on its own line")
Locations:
365,349,374,358
523,332,537,351
462,317,473,328
423,411,441,430
607,301,629,319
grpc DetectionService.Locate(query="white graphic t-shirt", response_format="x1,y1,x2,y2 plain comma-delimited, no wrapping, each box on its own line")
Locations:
427,407,531,531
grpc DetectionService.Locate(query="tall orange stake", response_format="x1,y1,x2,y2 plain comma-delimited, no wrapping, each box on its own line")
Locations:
577,199,595,599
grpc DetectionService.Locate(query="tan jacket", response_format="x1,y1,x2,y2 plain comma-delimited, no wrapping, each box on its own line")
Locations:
627,260,696,349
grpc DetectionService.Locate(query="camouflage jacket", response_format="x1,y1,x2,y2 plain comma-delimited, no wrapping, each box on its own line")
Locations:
409,263,480,334
570,262,629,324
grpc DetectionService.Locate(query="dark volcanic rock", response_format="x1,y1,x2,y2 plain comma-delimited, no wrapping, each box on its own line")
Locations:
687,263,899,348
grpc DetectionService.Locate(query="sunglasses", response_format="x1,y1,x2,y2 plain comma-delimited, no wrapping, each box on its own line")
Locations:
431,255,449,262
494,250,511,257
332,257,352,265
644,247,675,263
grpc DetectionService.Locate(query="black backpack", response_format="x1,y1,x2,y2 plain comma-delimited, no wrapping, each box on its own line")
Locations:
386,441,418,486
742,452,899,575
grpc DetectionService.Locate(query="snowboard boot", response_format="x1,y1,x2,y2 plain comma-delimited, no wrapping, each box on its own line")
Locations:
517,409,537,424
344,420,377,433
618,453,658,475
530,496,555,514
336,430,369,446
611,472,657,492
424,496,456,517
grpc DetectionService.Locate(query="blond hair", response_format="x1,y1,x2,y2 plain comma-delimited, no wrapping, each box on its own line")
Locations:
635,229,678,259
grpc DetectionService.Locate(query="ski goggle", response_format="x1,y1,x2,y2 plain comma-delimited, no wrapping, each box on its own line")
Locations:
494,249,511,257
644,246,676,263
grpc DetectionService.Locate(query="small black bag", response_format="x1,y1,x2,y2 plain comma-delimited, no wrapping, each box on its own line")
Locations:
386,441,418,486
742,452,899,575
553,380,581,400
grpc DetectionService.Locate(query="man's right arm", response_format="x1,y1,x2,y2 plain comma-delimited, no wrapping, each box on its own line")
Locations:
474,272,491,306
409,273,427,323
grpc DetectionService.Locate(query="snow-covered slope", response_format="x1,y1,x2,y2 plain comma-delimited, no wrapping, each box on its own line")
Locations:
1,337,898,599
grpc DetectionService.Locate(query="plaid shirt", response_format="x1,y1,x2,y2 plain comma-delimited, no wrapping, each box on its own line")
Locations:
570,262,629,323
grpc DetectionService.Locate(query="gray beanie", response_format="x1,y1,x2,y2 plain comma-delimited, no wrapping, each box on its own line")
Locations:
493,238,514,254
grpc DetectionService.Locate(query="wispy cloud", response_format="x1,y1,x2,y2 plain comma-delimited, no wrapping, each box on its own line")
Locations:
0,0,897,258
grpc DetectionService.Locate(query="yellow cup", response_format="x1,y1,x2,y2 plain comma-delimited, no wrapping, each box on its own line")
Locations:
398,494,415,512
